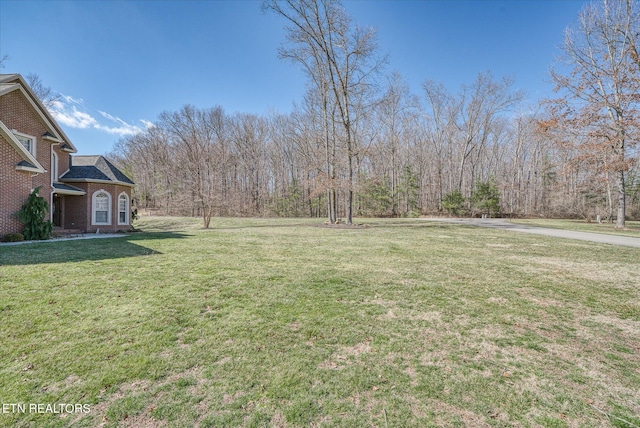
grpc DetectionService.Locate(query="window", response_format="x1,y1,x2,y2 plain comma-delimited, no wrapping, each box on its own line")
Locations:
95,194,109,223
118,193,129,225
51,151,59,182
13,132,36,156
92,191,111,225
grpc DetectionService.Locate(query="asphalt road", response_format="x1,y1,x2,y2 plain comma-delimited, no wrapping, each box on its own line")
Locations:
423,218,640,249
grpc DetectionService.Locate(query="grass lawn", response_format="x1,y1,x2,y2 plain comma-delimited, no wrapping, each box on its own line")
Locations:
508,218,640,237
1,216,639,427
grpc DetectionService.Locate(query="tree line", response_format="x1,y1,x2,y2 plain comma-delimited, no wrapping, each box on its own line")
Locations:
109,0,640,227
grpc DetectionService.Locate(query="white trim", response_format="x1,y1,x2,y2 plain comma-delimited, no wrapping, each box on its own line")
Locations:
42,133,63,143
0,76,75,151
0,120,46,173
12,130,36,156
54,188,86,196
15,164,42,173
50,190,55,224
59,178,135,187
117,192,129,225
0,82,21,96
91,190,112,226
52,180,86,196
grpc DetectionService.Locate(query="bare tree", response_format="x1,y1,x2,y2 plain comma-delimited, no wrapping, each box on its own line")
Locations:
454,72,523,195
25,73,62,110
158,105,226,228
230,113,270,215
422,80,460,210
374,73,419,215
548,0,640,228
265,0,384,223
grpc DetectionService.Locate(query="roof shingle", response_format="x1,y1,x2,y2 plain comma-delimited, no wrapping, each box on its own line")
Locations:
60,155,134,186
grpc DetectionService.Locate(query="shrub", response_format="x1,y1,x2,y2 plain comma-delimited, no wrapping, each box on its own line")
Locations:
472,179,500,217
357,177,393,217
3,233,25,242
442,190,467,216
17,186,53,240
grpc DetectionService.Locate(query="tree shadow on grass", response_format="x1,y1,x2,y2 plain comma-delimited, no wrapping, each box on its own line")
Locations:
0,232,188,266
208,222,312,231
363,220,459,229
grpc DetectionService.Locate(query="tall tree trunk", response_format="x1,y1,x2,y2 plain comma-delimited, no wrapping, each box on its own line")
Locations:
347,143,354,224
616,169,625,228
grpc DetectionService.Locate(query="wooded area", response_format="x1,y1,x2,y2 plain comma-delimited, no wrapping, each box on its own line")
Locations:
109,0,640,226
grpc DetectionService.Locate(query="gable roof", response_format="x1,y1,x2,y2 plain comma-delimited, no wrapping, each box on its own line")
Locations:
0,119,46,173
0,74,78,153
60,155,134,187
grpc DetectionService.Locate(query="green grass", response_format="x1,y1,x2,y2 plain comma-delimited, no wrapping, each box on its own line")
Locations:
509,218,640,237
1,216,639,427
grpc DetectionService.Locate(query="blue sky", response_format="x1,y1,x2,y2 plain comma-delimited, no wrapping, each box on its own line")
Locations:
1,0,585,156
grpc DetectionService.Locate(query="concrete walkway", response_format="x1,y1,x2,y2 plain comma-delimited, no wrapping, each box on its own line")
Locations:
423,218,640,249
0,233,127,246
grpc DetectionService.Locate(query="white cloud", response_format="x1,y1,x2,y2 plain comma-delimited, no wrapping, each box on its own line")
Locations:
97,111,144,136
62,94,84,105
50,101,98,129
49,93,149,137
140,119,155,129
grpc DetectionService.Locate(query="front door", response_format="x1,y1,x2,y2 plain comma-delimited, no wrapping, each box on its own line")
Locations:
53,195,63,227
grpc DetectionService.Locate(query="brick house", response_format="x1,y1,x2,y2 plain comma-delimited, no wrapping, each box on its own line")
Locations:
0,74,134,239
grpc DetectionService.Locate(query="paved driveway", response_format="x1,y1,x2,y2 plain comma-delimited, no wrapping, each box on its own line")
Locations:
423,218,640,249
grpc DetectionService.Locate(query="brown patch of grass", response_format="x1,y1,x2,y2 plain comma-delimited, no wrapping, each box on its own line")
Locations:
222,391,247,405
339,340,373,357
270,408,287,428
91,380,151,424
319,340,374,370
587,314,640,338
512,256,639,287
118,412,167,428
428,398,493,427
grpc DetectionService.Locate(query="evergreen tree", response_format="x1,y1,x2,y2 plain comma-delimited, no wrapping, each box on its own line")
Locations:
18,186,53,240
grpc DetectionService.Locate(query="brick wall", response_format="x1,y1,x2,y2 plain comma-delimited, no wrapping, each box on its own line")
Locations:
81,183,133,233
0,136,32,238
53,144,71,178
0,89,55,239
63,183,89,231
